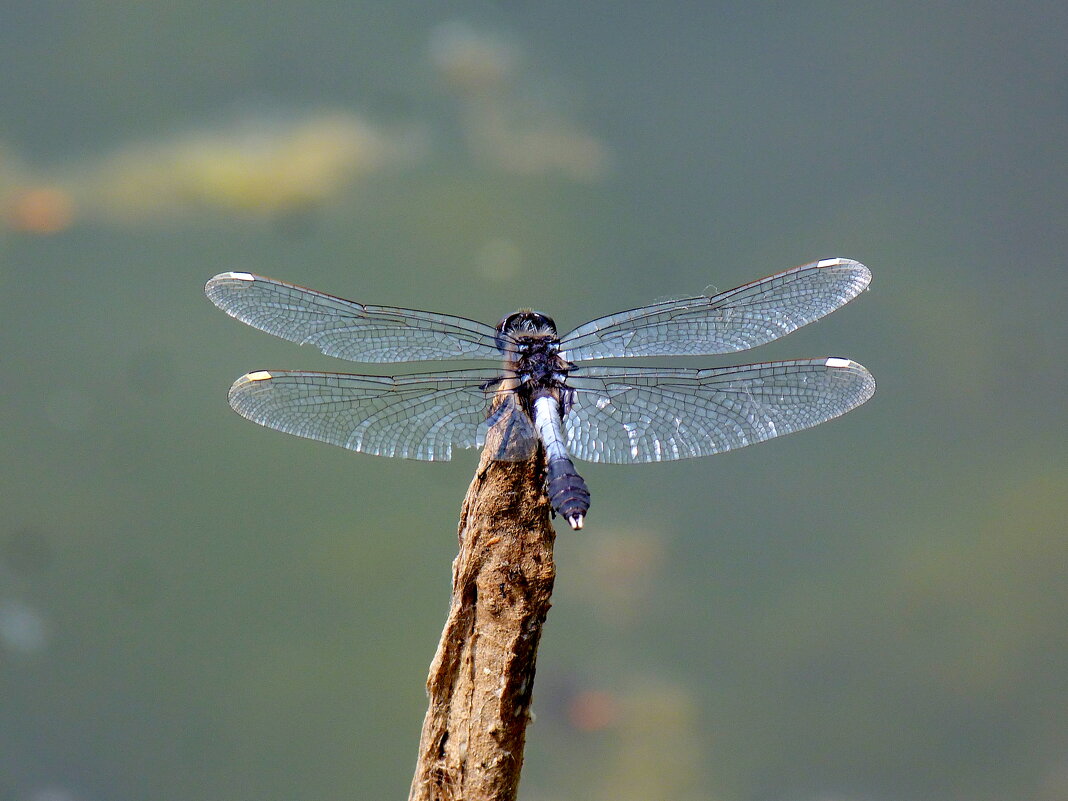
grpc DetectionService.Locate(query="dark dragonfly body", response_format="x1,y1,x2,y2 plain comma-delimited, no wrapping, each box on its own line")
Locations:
488,311,590,528
205,258,876,529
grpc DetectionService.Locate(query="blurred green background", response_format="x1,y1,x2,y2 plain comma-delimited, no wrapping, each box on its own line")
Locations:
2,2,1066,800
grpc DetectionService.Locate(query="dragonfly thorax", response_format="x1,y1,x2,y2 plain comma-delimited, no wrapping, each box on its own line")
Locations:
493,311,571,401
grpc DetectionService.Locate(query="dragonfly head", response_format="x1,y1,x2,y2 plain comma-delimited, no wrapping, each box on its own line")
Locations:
495,310,558,352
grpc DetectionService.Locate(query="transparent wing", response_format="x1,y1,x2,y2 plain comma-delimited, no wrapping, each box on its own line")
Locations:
205,272,502,363
226,368,510,461
559,258,871,361
562,359,875,464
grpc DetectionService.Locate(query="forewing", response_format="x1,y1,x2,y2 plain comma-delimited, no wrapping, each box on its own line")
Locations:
563,359,875,463
227,369,505,461
559,259,871,361
205,272,502,363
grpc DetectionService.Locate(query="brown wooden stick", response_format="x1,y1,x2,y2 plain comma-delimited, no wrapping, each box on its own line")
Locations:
408,443,557,801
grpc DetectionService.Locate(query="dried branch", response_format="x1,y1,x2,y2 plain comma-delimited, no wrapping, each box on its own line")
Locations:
408,443,557,801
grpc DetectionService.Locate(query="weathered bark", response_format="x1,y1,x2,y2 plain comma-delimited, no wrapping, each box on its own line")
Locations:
408,444,556,801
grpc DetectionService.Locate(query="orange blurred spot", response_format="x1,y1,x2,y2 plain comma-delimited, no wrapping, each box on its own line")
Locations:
567,689,620,732
7,186,74,233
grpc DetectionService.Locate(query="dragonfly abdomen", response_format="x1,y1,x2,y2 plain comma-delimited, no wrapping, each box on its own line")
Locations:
545,458,590,531
532,396,590,529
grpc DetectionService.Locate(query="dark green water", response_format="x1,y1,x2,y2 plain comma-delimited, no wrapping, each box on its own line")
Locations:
2,3,1066,799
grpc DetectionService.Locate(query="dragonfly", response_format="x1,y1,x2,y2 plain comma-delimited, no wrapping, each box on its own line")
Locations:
205,258,875,530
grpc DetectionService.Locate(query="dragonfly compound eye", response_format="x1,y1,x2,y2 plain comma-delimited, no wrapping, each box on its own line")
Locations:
495,311,559,350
